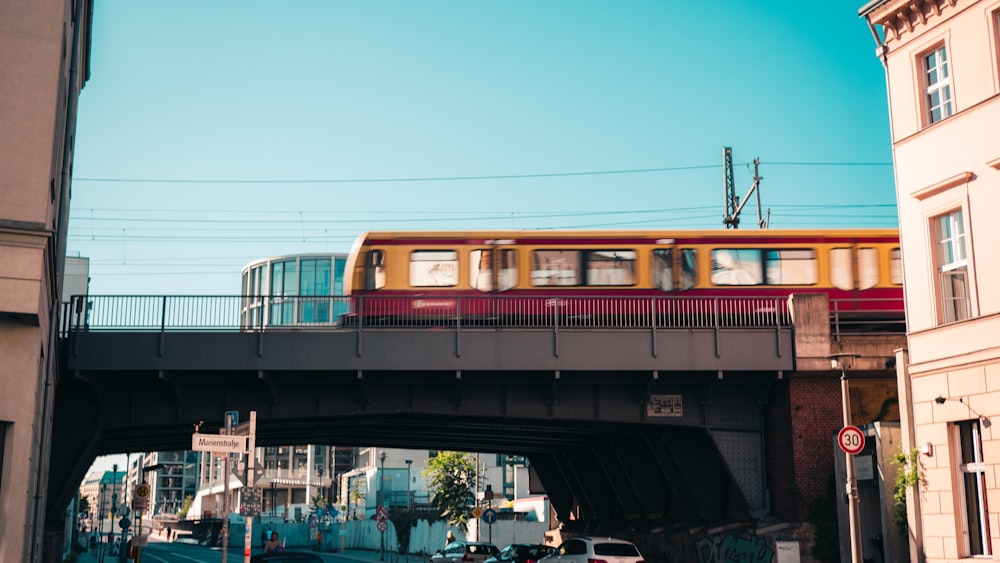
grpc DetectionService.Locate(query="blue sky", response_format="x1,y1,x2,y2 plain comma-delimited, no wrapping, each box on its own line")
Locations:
69,0,896,297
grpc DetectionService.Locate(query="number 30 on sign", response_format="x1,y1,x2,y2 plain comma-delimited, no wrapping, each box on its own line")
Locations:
838,425,865,455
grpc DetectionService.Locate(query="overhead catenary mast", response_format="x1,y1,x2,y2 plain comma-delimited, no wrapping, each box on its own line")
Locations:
722,146,770,229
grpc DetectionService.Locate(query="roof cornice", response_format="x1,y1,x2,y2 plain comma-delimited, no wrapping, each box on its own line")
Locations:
860,0,960,43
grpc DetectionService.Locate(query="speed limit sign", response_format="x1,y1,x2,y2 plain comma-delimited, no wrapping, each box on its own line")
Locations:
838,425,865,455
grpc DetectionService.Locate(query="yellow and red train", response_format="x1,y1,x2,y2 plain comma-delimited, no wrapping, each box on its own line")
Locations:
343,229,902,323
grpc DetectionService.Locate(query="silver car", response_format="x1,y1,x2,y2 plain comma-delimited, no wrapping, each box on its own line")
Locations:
432,541,501,563
544,537,644,563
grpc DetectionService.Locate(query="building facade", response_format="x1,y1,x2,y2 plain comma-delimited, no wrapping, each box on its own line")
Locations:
0,1,92,562
241,253,349,327
861,1,1000,560
127,451,200,517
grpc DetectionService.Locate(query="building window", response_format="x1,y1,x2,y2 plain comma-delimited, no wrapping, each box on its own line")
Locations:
269,260,297,325
957,420,992,556
924,45,953,124
298,258,331,323
934,209,970,323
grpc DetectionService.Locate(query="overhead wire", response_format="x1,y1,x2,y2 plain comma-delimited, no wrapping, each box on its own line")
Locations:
70,160,892,185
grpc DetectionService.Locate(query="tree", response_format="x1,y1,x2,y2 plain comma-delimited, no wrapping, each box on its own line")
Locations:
424,451,476,531
79,495,91,516
177,495,194,519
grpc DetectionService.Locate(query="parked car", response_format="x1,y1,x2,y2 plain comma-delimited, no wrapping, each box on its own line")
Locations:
250,552,323,563
431,541,500,563
485,543,556,563
543,537,644,563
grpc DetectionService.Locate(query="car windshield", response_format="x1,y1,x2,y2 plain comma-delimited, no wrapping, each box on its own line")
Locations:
593,544,640,557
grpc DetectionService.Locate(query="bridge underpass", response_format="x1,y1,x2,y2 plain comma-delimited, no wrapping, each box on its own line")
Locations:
51,294,903,544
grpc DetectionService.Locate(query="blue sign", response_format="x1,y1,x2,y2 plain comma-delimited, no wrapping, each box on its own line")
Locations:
482,508,497,525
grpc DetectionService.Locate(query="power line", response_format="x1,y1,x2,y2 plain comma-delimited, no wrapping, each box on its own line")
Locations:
70,160,892,185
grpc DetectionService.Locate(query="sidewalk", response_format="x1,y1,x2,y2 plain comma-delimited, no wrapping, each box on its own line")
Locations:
72,538,406,563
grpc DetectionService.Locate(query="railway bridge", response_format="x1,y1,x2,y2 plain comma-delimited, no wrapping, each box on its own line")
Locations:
52,292,904,551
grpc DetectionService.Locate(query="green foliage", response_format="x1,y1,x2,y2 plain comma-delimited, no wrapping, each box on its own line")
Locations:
891,448,922,534
806,475,841,563
79,495,91,515
177,495,194,519
424,451,476,531
311,493,328,515
390,507,442,554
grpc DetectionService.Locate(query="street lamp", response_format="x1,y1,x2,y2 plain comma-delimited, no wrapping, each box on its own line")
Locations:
405,460,412,510
318,466,324,503
831,353,863,563
378,451,386,562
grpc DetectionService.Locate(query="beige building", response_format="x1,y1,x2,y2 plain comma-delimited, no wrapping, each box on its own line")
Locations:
861,0,1000,561
0,1,93,562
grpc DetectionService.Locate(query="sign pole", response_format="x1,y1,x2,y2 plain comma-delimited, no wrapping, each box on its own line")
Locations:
243,412,257,563
841,369,863,563
221,412,236,563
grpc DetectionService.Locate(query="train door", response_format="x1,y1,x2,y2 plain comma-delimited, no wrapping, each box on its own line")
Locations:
469,242,518,320
353,249,386,322
364,249,386,291
829,245,879,312
652,246,697,292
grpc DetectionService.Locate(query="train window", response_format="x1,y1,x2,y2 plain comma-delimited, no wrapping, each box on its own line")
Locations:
499,249,517,291
584,250,636,286
890,248,903,284
712,249,763,285
471,250,492,291
765,249,817,285
409,250,458,287
652,249,697,290
532,250,580,286
830,248,853,290
858,248,878,289
365,250,386,291
469,249,517,291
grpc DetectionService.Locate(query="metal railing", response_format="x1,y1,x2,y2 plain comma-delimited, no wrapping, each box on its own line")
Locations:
829,298,906,340
62,294,795,333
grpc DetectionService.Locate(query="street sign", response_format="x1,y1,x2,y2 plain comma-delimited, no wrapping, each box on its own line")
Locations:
132,484,150,511
838,425,866,455
471,507,483,519
481,508,497,524
119,517,130,530
191,433,247,454
240,488,262,516
376,520,387,532
375,505,388,520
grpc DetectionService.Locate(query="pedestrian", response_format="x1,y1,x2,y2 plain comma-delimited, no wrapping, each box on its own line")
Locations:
265,531,282,553
446,530,456,545
167,526,172,541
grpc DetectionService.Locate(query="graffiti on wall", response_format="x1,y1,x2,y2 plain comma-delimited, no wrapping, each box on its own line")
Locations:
695,533,776,563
